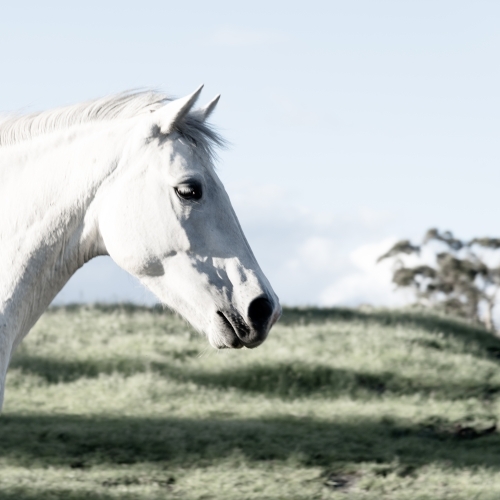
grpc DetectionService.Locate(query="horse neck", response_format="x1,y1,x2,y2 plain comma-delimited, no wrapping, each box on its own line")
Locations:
0,122,127,348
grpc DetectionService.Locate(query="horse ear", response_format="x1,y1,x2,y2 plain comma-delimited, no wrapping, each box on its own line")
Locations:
153,85,204,134
192,94,221,122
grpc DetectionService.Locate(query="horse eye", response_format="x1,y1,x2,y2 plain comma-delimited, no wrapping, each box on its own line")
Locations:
175,183,202,201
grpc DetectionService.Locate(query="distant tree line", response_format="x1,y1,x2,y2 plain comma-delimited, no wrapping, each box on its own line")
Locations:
378,229,500,332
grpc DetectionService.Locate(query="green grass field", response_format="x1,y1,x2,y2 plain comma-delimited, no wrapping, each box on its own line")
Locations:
2,305,500,499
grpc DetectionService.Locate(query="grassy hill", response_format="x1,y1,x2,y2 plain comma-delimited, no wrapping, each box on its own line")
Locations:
2,305,500,499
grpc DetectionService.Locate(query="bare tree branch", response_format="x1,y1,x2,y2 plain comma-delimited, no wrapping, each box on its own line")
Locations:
377,240,420,263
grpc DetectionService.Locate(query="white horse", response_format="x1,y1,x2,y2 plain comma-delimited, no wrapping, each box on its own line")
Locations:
0,85,281,409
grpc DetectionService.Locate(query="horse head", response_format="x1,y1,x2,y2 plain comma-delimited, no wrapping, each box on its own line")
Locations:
98,86,281,348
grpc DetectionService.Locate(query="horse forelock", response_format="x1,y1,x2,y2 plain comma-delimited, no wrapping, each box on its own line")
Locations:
0,91,225,160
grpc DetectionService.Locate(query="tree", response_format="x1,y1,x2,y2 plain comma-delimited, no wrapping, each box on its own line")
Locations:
378,229,500,332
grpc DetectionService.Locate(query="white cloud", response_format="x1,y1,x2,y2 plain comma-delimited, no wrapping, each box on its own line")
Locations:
350,238,395,272
320,238,412,307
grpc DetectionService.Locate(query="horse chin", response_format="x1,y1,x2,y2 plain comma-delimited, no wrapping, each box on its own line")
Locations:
207,325,245,350
209,335,244,350
208,311,265,350
208,336,264,350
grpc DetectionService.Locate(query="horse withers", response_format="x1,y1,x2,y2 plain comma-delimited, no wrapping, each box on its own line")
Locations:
0,86,281,408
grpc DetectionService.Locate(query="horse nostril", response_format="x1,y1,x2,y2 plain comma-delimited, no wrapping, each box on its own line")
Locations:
247,296,274,330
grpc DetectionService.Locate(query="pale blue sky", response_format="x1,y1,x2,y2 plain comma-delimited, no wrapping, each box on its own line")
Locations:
2,1,499,306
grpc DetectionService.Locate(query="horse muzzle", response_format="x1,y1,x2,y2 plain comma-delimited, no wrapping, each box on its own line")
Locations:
215,295,281,349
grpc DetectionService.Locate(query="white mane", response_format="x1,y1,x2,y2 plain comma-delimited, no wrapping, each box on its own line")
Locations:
0,91,224,158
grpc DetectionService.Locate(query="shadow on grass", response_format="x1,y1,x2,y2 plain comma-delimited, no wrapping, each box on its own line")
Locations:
182,363,500,400
9,354,500,401
48,303,169,315
1,413,500,472
0,492,121,500
10,355,148,383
